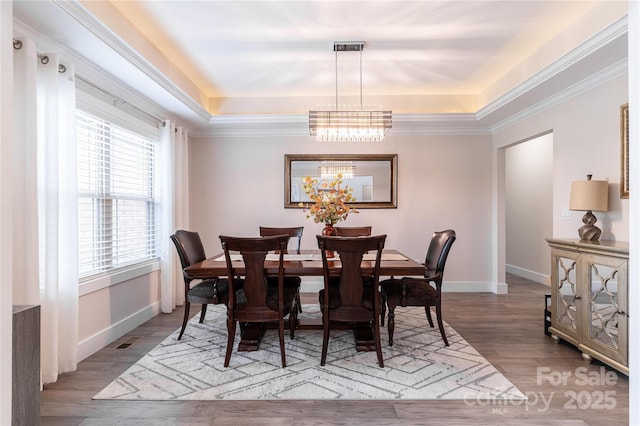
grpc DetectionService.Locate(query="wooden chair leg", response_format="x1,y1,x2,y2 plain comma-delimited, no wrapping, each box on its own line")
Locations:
177,302,191,340
199,304,208,323
279,317,286,367
435,303,449,346
380,295,386,326
387,307,395,346
224,316,236,367
321,308,330,366
289,305,297,340
425,306,434,327
373,315,384,368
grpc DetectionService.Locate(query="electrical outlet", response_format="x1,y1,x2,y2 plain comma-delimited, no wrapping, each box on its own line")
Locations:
561,208,571,220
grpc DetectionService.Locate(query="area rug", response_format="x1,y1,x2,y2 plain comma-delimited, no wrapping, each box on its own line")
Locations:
94,304,525,401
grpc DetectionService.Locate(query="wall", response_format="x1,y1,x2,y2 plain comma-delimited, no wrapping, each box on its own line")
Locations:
77,271,160,361
505,133,553,283
0,1,13,423
627,3,639,424
493,74,629,245
189,133,494,292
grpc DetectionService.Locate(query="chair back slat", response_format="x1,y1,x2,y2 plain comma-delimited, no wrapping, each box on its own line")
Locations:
334,226,372,237
335,251,365,305
241,251,269,306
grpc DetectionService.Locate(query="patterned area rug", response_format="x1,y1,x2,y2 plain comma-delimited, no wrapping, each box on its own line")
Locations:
94,304,525,400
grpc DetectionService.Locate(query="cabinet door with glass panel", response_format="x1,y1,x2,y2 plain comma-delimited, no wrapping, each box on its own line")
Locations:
549,248,581,345
581,253,627,367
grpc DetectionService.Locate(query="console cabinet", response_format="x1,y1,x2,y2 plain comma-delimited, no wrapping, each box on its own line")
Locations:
546,238,628,375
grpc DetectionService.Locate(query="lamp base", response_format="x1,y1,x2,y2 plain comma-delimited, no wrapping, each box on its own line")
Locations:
578,210,601,241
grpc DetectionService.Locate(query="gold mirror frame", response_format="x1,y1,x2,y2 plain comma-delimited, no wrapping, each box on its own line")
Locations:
284,154,398,209
620,103,629,199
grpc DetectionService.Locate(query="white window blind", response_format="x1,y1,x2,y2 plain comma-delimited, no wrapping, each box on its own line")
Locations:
77,110,157,278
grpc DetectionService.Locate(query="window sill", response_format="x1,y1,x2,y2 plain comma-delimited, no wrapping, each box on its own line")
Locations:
79,260,160,296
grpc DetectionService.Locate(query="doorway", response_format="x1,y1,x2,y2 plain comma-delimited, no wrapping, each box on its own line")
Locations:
504,132,553,284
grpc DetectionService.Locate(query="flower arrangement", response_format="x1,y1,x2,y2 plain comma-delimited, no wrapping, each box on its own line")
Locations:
299,174,358,225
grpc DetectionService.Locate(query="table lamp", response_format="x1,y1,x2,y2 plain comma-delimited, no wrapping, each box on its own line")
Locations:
569,174,609,241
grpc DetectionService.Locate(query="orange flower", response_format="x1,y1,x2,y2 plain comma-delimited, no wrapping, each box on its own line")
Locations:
298,174,358,225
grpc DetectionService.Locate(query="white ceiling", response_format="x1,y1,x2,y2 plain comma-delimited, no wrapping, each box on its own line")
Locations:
12,1,628,131
110,1,592,98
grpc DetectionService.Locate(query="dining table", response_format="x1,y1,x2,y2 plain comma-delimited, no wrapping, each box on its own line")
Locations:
184,249,426,351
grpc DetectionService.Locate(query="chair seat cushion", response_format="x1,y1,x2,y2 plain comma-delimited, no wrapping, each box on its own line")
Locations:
381,277,437,307
188,279,230,304
235,285,298,313
318,285,375,310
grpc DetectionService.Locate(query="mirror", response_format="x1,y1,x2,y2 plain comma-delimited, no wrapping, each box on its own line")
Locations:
285,154,398,209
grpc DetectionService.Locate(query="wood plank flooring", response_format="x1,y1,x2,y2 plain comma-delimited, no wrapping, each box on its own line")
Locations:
40,274,629,425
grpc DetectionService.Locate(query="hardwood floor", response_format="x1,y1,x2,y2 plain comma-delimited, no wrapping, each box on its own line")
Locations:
40,274,629,425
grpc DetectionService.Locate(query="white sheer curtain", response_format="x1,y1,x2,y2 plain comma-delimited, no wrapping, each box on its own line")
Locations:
13,38,79,383
159,120,189,312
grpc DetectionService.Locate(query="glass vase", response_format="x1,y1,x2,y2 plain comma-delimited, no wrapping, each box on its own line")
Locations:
322,223,336,258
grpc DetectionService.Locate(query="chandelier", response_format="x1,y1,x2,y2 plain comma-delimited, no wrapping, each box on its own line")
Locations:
317,161,356,179
309,42,392,142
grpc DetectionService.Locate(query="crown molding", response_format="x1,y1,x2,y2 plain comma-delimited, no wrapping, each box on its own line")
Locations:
53,1,212,124
193,113,491,138
478,15,628,121
489,58,628,133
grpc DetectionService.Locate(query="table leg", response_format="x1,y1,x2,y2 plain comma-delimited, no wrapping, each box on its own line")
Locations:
354,323,376,351
237,323,265,351
238,320,376,351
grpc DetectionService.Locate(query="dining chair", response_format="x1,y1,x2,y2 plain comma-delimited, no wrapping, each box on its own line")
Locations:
334,226,372,237
380,229,456,346
170,230,229,340
259,226,304,312
317,234,387,367
259,226,303,253
219,234,299,368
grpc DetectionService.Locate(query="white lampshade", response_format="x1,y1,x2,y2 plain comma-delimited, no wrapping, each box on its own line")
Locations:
569,179,609,212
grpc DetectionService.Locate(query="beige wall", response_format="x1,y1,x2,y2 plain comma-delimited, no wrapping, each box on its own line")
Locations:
505,133,553,283
77,271,160,360
189,133,493,292
494,74,629,245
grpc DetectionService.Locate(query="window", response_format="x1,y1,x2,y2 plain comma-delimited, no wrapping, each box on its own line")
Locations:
77,110,157,278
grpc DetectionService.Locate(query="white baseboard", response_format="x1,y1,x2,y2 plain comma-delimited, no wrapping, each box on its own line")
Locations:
506,264,550,285
77,301,161,362
495,281,509,294
442,281,500,293
301,279,501,294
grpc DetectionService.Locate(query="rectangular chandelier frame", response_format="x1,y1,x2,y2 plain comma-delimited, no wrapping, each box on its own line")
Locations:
309,110,392,142
309,42,392,142
317,160,357,179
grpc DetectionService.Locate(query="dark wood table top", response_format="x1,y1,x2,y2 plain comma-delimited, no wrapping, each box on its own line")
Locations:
184,249,425,279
